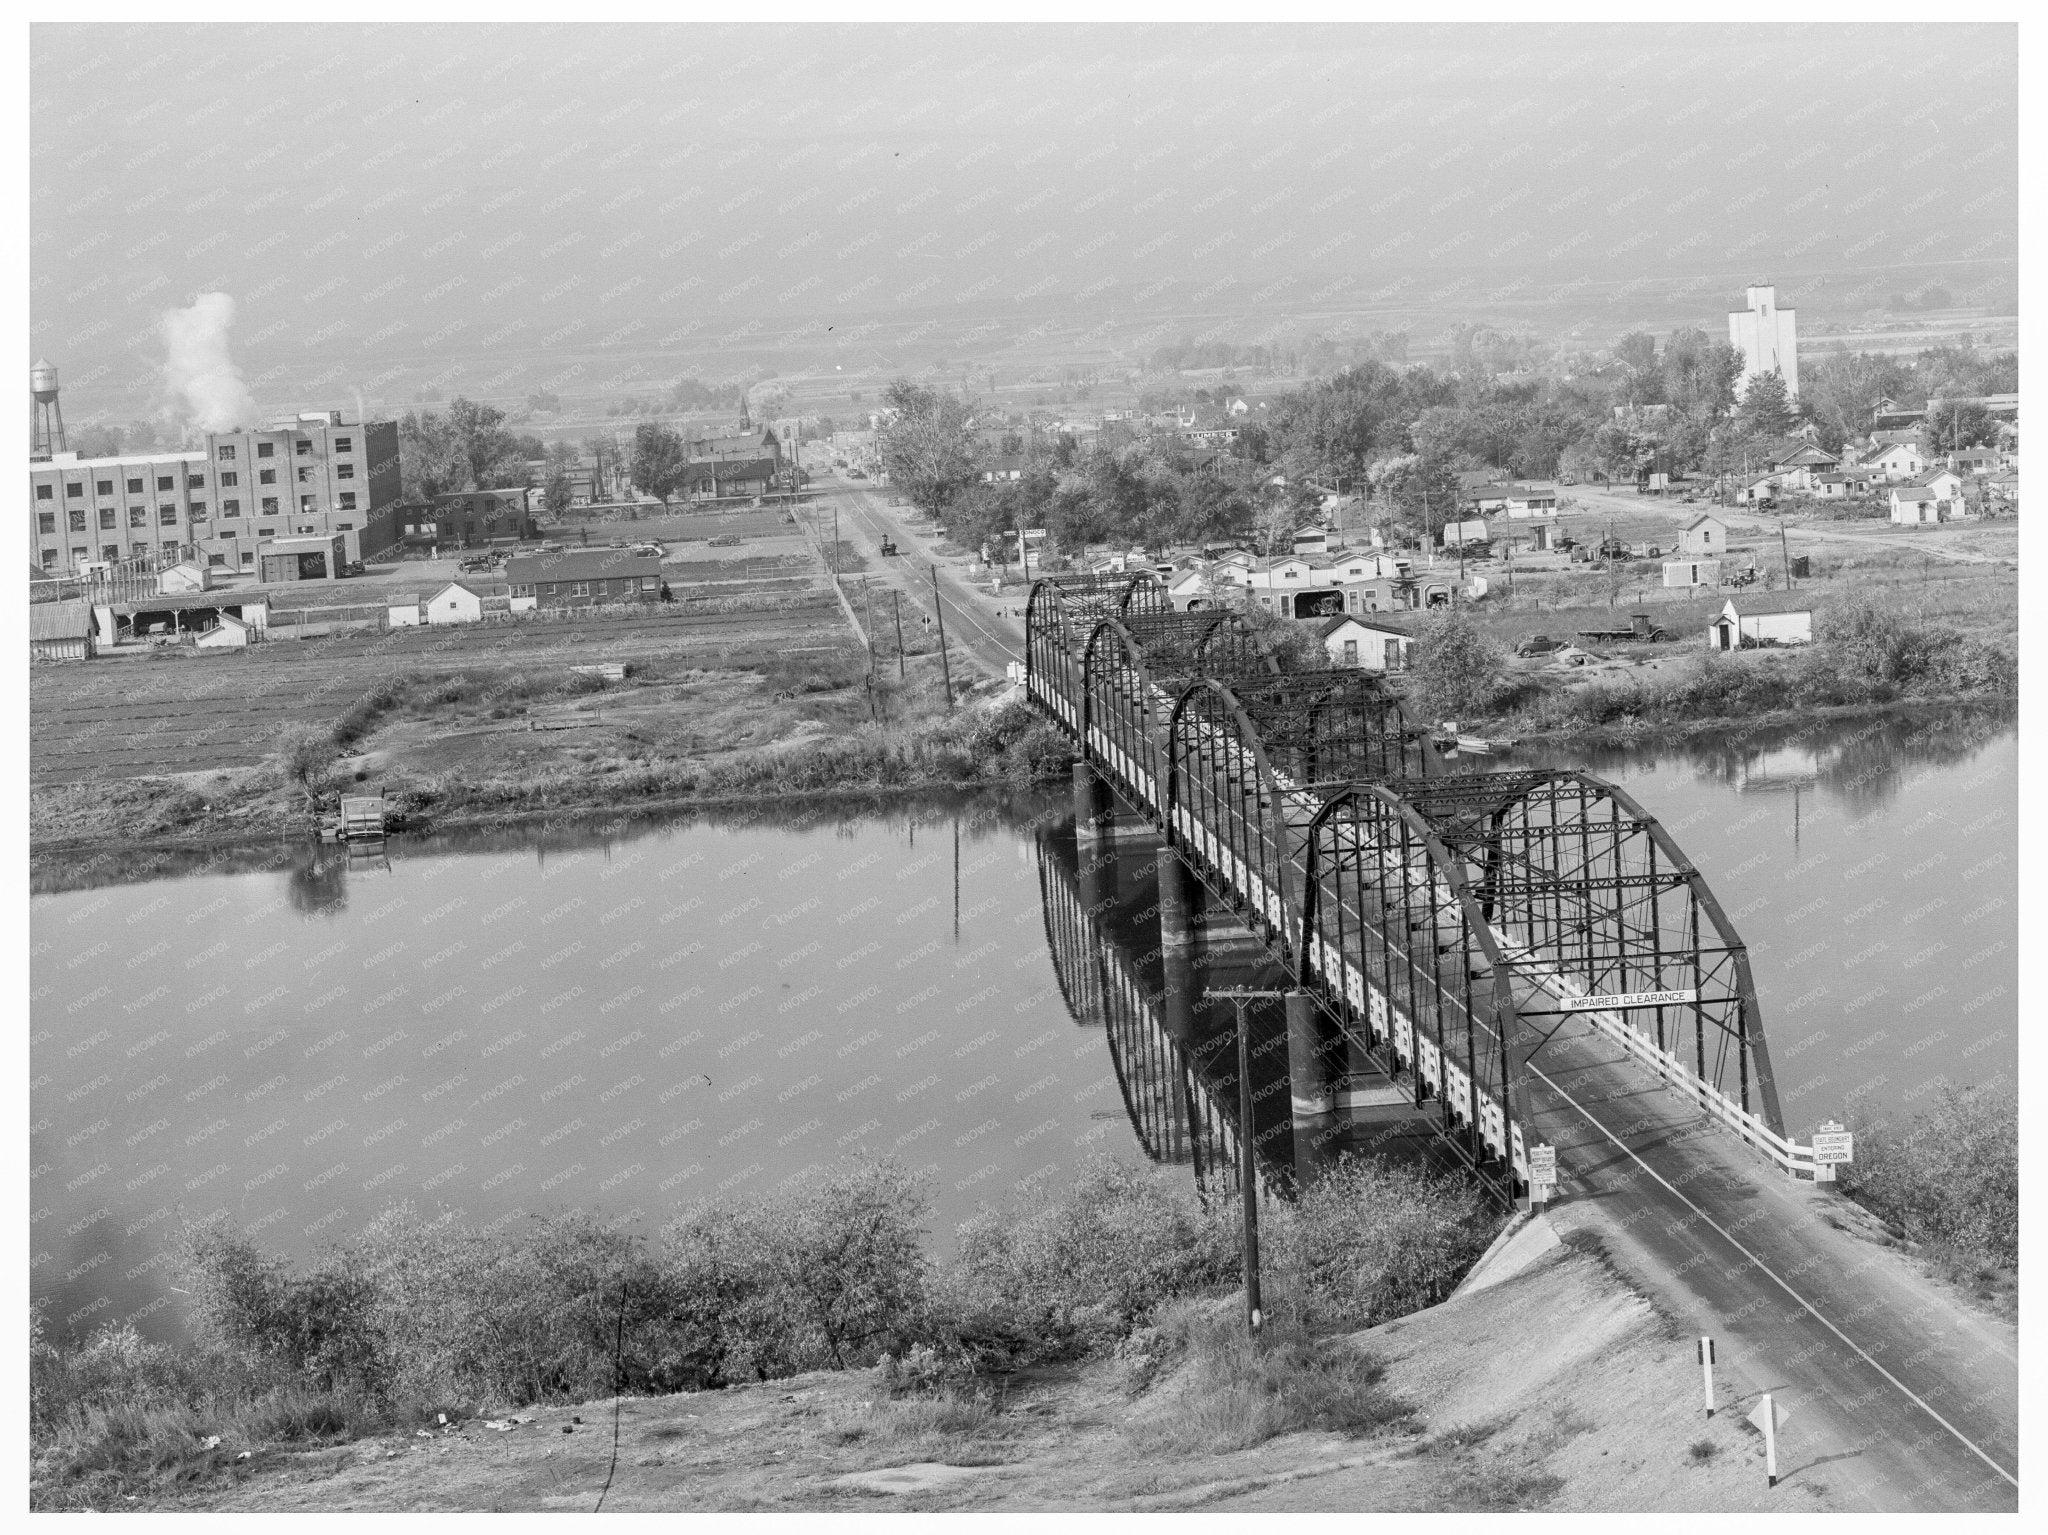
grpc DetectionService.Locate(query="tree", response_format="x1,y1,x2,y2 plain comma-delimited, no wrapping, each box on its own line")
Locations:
543,466,575,518
878,380,980,519
1924,401,1995,453
1737,369,1794,438
1408,612,1508,723
397,410,465,502
273,724,334,808
630,421,689,513
1366,453,1462,543
443,397,521,491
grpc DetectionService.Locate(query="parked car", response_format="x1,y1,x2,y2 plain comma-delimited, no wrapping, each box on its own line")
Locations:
848,468,868,479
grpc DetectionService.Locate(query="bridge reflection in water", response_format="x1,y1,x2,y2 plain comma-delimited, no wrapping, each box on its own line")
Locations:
1035,814,1445,1200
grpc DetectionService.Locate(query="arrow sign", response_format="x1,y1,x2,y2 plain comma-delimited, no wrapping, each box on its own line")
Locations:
1747,1393,1788,1487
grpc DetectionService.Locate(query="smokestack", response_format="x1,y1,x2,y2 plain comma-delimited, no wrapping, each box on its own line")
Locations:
161,292,258,433
30,358,65,460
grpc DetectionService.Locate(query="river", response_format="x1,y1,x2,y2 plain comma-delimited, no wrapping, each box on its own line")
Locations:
31,707,2015,1342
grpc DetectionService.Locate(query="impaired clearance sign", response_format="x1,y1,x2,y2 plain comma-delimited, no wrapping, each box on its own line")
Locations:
1561,989,1699,1012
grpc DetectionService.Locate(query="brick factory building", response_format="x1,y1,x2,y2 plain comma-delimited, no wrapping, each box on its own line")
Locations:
28,409,400,578
504,549,663,609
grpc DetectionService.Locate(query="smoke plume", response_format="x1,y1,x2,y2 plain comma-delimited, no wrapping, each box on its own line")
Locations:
161,292,257,432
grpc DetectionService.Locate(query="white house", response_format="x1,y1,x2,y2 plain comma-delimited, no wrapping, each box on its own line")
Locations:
426,580,486,625
1859,440,1927,482
158,561,215,595
1320,615,1413,672
1889,485,1964,524
1467,481,1560,518
1677,514,1729,556
1707,595,1813,650
1813,472,1873,499
386,593,424,628
1909,468,1965,502
1663,558,1722,588
1441,518,1489,547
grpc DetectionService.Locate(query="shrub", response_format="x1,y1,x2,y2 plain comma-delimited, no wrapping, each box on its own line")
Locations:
1841,1084,2017,1274
950,1158,1240,1359
1275,1156,1503,1331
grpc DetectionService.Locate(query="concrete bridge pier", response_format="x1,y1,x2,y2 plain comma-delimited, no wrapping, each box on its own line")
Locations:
1072,761,1114,844
1287,990,1343,1184
1157,846,1199,1047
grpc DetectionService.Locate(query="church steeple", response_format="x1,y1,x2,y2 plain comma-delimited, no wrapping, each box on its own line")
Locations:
738,388,751,431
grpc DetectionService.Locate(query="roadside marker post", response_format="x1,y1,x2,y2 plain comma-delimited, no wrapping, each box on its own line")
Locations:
1698,1336,1716,1416
1747,1393,1785,1487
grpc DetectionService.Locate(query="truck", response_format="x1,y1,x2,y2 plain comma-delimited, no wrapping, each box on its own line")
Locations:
1576,612,1670,643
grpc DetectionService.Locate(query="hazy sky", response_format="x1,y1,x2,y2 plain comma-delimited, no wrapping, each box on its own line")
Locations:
30,22,2017,422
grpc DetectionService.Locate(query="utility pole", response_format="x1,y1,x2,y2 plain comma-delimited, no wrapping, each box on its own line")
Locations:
1780,513,1794,589
1206,986,1284,1337
930,563,954,710
832,504,840,580
891,588,907,678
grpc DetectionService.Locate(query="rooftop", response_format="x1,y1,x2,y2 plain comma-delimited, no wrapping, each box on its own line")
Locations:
503,550,663,584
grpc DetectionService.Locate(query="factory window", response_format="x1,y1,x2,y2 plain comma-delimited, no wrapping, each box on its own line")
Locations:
159,507,178,526
132,543,148,558
257,526,275,537
334,437,352,453
127,477,143,493
207,553,226,568
220,472,238,487
218,446,236,461
297,523,316,534
256,442,274,458
188,475,205,490
66,481,83,497
157,476,174,491
68,509,86,532
296,439,312,456
36,484,52,499
101,544,119,561
571,582,589,597
338,492,357,510
241,551,254,565
336,521,354,531
98,509,116,530
261,497,279,514
301,496,316,513
70,547,87,563
297,467,312,483
335,463,358,484
40,550,54,569
190,502,207,517
96,479,112,495
222,500,240,517
37,512,54,534
128,507,147,528
259,469,277,485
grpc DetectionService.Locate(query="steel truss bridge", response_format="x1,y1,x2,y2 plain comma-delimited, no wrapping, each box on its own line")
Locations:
1026,571,1821,1204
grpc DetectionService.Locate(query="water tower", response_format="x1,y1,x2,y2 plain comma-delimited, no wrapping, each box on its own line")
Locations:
30,358,65,460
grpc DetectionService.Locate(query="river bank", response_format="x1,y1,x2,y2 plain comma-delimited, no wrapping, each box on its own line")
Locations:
30,686,2014,870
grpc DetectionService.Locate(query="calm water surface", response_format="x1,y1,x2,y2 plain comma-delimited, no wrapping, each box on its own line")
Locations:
31,709,2014,1340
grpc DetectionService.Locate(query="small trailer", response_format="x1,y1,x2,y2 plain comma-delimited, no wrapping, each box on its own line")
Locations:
1576,612,1671,643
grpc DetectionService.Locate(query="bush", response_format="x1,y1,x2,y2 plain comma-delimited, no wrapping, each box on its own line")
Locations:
1275,1157,1504,1330
949,1158,1240,1360
1842,1084,2017,1275
1410,612,1510,722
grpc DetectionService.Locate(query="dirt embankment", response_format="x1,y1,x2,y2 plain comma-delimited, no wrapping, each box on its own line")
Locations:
184,1224,1841,1515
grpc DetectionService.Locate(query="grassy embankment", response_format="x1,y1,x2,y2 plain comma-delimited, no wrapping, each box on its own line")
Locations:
29,645,1067,857
31,1156,1503,1511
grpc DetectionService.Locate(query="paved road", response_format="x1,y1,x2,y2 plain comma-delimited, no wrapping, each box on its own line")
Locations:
814,477,1026,680
1521,1013,2018,1511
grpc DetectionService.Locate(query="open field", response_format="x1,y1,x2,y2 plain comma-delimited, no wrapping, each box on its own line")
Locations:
30,594,856,786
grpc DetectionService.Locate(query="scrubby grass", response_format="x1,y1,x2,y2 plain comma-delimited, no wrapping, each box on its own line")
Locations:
31,1153,1502,1507
1120,1307,1410,1457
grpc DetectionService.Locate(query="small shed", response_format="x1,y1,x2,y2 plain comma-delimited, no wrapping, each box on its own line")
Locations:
1677,514,1728,556
386,593,424,628
425,581,486,625
258,534,346,583
158,561,214,595
1707,595,1813,651
29,599,95,660
194,611,253,649
1663,558,1722,589
1319,614,1413,672
1888,486,1953,524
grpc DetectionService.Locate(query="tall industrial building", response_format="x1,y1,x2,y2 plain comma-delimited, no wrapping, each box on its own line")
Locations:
28,396,400,578
1727,285,1799,400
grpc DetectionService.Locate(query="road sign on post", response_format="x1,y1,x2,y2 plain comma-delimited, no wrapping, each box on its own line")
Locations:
1747,1393,1787,1487
1528,1143,1557,1202
1811,1121,1853,1183
1698,1336,1716,1416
